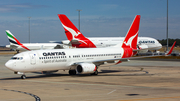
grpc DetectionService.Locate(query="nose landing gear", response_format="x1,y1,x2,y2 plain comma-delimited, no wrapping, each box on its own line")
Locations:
14,72,26,79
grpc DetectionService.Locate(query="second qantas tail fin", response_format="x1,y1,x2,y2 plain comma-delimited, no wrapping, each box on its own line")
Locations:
58,14,86,41
121,15,140,50
58,14,96,48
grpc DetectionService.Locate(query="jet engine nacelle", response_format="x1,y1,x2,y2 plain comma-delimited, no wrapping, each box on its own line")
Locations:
76,63,96,74
138,44,148,53
61,40,70,45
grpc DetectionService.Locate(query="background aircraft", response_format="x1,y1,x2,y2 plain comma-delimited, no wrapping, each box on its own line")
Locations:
5,14,162,54
5,30,68,52
57,14,162,53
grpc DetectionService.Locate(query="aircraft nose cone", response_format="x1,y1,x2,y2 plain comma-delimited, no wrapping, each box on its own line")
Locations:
159,44,162,48
5,61,14,71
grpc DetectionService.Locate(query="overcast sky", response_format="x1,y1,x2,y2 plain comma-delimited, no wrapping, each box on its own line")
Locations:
0,0,179,45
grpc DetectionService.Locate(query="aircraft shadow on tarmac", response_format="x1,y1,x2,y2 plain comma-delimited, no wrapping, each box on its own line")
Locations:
0,70,152,80
0,73,69,80
97,69,151,76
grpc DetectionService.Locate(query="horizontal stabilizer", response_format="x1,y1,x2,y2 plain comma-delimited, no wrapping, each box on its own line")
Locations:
70,39,82,45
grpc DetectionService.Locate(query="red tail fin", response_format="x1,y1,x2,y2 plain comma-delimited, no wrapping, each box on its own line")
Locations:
122,15,140,50
58,14,96,48
58,14,86,41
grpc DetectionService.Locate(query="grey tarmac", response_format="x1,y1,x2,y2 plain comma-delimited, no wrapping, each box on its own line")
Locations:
0,55,180,101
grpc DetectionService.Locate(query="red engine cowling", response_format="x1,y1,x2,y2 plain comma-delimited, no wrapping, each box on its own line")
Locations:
76,63,96,74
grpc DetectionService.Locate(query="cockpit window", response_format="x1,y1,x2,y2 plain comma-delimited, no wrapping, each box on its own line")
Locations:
11,57,23,60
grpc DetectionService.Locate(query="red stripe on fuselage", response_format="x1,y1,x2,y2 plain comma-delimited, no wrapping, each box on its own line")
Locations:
13,36,31,51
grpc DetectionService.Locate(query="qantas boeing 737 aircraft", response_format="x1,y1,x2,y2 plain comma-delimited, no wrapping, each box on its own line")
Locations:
58,14,162,53
5,15,175,79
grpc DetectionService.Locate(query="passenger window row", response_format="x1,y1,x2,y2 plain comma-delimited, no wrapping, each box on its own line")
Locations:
80,53,121,58
39,56,67,59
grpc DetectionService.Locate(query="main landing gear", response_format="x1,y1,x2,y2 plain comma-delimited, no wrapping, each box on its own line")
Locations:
69,70,76,75
91,66,99,75
91,70,98,75
21,75,26,79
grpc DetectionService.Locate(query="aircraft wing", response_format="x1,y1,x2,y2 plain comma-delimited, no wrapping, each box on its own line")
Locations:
70,41,176,67
134,41,176,55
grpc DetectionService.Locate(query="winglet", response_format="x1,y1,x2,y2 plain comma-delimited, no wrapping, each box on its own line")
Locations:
122,15,140,50
166,41,176,55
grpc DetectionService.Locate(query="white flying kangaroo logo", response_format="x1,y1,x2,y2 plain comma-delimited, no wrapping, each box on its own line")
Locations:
62,24,87,45
123,31,138,48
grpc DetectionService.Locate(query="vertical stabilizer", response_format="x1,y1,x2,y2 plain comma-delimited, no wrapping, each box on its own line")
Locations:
58,14,86,41
6,30,19,46
6,30,30,51
58,14,96,48
121,15,140,50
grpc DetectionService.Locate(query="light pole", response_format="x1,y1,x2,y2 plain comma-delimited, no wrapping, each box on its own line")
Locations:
166,0,168,51
76,9,82,31
28,17,31,43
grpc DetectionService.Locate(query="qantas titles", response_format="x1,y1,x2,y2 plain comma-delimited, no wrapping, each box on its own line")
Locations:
139,40,155,44
43,52,66,56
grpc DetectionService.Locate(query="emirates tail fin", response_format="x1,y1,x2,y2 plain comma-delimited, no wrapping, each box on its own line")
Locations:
6,30,19,46
6,30,30,51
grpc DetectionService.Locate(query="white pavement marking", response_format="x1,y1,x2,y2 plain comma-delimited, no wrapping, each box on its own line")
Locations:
107,89,116,95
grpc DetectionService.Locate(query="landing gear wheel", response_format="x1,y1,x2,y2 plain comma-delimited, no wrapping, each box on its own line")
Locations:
69,70,76,75
91,70,98,75
94,70,98,75
21,75,26,79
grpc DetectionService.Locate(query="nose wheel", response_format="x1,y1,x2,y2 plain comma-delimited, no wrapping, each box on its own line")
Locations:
21,75,26,79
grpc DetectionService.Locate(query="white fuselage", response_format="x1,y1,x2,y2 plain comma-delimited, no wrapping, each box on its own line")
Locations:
6,43,61,51
6,37,161,51
5,47,125,73
61,37,162,50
